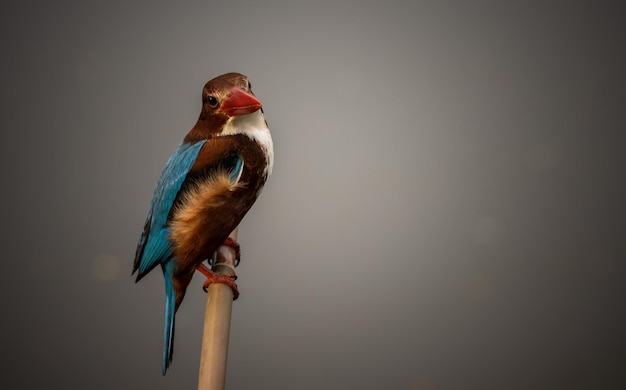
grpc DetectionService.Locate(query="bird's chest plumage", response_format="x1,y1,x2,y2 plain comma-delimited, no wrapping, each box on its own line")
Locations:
167,134,270,272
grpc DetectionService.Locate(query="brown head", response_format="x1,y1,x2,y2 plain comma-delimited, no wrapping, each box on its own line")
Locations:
185,72,263,143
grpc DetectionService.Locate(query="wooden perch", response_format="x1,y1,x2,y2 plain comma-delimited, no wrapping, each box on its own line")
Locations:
197,229,238,390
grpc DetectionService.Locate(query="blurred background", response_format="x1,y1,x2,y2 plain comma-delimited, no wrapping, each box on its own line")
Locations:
2,1,625,389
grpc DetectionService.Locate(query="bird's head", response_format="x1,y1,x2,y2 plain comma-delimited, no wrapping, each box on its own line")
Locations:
187,73,264,142
202,73,262,118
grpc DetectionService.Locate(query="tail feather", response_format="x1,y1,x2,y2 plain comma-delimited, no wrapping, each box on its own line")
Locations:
161,261,177,375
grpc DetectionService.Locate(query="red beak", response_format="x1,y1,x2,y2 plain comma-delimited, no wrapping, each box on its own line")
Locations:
218,87,262,117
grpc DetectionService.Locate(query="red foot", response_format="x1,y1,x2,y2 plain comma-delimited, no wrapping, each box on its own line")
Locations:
196,263,239,300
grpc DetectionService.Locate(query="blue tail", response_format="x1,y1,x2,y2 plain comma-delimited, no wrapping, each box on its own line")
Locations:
161,261,176,375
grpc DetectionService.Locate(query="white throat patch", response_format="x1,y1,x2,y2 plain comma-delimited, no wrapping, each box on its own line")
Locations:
220,110,274,176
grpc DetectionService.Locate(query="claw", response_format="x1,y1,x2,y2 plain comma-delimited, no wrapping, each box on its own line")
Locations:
196,263,239,300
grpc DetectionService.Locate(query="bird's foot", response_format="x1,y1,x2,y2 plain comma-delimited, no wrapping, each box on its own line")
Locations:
196,263,239,300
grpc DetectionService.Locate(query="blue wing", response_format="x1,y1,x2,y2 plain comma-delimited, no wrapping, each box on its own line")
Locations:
133,140,207,279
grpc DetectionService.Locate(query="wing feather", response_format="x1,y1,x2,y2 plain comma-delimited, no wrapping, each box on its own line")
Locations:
133,141,207,279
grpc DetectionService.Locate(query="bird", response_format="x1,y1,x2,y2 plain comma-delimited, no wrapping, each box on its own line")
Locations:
133,72,273,375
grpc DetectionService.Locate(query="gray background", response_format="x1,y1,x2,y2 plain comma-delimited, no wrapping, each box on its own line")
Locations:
2,1,625,389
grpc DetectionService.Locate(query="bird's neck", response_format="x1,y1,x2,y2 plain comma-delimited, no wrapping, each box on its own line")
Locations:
222,111,274,177
185,113,228,143
185,111,274,176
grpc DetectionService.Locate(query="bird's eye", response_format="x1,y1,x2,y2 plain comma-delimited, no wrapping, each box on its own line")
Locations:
207,96,218,108
247,81,252,90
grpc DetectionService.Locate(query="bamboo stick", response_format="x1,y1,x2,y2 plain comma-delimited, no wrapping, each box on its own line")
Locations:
197,229,238,390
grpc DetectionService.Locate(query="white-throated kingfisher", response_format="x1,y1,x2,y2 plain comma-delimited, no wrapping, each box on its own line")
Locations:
133,72,273,374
